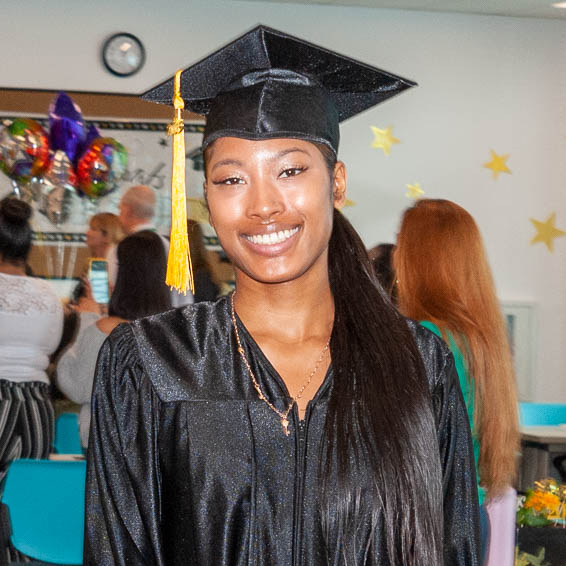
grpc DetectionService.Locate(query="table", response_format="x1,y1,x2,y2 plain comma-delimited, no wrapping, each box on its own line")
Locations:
519,426,566,492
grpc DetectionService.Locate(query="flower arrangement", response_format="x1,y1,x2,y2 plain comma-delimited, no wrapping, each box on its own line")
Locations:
517,479,566,527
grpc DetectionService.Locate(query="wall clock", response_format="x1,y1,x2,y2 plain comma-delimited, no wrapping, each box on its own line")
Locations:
102,33,146,77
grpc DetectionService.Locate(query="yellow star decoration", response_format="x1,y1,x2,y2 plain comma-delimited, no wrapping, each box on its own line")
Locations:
483,149,511,180
370,126,400,156
529,213,566,252
406,182,425,200
344,198,355,207
187,198,210,225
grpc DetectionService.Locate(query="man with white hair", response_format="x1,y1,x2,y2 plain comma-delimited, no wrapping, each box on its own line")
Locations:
107,185,193,307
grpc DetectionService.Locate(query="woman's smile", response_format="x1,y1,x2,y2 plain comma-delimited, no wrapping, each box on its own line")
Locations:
241,225,301,255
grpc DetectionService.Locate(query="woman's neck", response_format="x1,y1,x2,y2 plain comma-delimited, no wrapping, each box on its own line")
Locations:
233,271,334,345
0,259,26,276
91,244,109,258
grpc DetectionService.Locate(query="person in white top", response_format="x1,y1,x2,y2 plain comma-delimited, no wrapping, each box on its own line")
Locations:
107,185,193,307
0,197,63,482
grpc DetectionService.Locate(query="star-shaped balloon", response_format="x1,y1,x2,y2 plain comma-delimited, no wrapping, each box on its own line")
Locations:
406,182,425,199
483,149,511,180
530,213,566,252
370,126,400,156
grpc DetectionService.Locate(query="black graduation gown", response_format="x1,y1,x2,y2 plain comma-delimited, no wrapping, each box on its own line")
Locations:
84,296,480,566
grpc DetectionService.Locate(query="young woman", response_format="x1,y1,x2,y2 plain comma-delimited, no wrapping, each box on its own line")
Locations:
0,198,63,482
85,26,480,566
57,230,170,448
85,212,124,259
394,198,519,562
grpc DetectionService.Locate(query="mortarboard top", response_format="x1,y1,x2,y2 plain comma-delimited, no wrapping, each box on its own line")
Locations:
142,24,416,154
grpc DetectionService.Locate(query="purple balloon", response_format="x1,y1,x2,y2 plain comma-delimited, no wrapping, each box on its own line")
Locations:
48,92,86,164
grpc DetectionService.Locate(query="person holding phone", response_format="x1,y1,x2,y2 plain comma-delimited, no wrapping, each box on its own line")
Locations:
56,231,170,449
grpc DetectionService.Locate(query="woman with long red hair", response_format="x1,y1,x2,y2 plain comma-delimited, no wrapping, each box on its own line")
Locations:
394,198,518,563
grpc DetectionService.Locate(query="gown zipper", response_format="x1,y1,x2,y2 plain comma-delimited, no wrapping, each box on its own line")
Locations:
293,409,310,566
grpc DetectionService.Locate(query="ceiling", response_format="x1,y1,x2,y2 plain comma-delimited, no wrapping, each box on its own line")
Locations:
243,0,566,19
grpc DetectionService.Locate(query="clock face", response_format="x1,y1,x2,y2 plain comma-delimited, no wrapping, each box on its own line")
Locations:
102,33,145,77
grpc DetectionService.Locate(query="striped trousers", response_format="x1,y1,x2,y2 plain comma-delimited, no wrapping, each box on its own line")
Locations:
0,381,54,564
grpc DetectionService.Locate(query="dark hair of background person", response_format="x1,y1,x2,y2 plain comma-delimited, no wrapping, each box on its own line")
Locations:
188,219,219,302
109,230,171,320
394,199,518,498
368,243,397,304
203,144,443,566
0,197,33,264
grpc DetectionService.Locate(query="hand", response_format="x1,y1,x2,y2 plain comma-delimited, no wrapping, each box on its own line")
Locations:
71,296,101,314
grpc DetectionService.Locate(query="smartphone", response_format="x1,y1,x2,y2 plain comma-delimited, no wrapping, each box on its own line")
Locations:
88,258,110,305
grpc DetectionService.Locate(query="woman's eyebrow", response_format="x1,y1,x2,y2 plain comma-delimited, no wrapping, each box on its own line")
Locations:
211,158,244,171
272,148,310,161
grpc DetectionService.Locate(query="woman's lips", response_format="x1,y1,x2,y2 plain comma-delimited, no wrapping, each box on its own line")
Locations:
241,226,301,256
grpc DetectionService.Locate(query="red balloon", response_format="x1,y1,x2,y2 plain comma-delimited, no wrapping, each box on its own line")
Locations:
76,137,127,200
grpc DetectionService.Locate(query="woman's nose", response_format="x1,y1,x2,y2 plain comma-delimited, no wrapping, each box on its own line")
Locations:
246,181,284,221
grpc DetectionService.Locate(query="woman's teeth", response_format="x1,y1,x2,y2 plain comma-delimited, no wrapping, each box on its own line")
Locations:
246,227,299,245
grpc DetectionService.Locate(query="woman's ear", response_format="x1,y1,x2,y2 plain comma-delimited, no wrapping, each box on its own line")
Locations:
332,161,347,209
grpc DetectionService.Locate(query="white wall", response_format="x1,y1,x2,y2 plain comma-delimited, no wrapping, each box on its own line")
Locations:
2,0,566,401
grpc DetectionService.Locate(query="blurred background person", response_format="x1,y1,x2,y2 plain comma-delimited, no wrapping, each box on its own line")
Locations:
109,184,193,307
0,197,63,481
394,198,518,564
367,243,397,303
56,230,171,449
86,212,124,259
68,212,125,309
188,220,218,302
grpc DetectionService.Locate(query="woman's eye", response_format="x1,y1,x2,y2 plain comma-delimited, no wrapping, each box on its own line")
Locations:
214,176,243,186
279,167,306,178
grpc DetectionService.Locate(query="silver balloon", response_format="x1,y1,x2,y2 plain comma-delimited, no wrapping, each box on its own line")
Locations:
39,151,76,226
27,176,44,203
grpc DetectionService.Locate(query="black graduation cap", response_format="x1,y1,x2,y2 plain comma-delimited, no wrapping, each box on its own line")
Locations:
142,25,416,154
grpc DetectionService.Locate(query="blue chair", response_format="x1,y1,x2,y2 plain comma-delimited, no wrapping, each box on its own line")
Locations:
54,413,82,454
2,459,86,564
519,402,566,426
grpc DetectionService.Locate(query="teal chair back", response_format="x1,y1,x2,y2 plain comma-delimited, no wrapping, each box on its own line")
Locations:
2,459,86,564
54,413,82,454
520,402,566,426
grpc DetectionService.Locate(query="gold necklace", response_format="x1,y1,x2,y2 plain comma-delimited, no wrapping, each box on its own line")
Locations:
230,292,330,436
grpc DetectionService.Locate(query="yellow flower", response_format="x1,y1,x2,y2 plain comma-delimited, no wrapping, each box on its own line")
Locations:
524,490,561,515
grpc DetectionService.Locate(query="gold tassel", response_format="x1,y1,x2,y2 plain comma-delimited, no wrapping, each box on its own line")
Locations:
166,69,194,294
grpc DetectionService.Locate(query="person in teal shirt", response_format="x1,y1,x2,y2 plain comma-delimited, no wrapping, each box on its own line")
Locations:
394,199,519,565
420,321,485,504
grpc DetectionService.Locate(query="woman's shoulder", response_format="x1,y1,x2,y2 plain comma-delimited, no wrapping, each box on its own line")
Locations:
131,296,231,343
101,297,233,401
0,273,62,317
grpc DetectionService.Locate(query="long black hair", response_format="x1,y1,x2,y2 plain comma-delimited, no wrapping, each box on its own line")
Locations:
318,145,443,565
204,142,443,565
0,197,33,264
109,230,171,320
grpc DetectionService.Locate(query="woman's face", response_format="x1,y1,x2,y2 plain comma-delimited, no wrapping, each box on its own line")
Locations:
205,137,346,286
86,221,109,255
